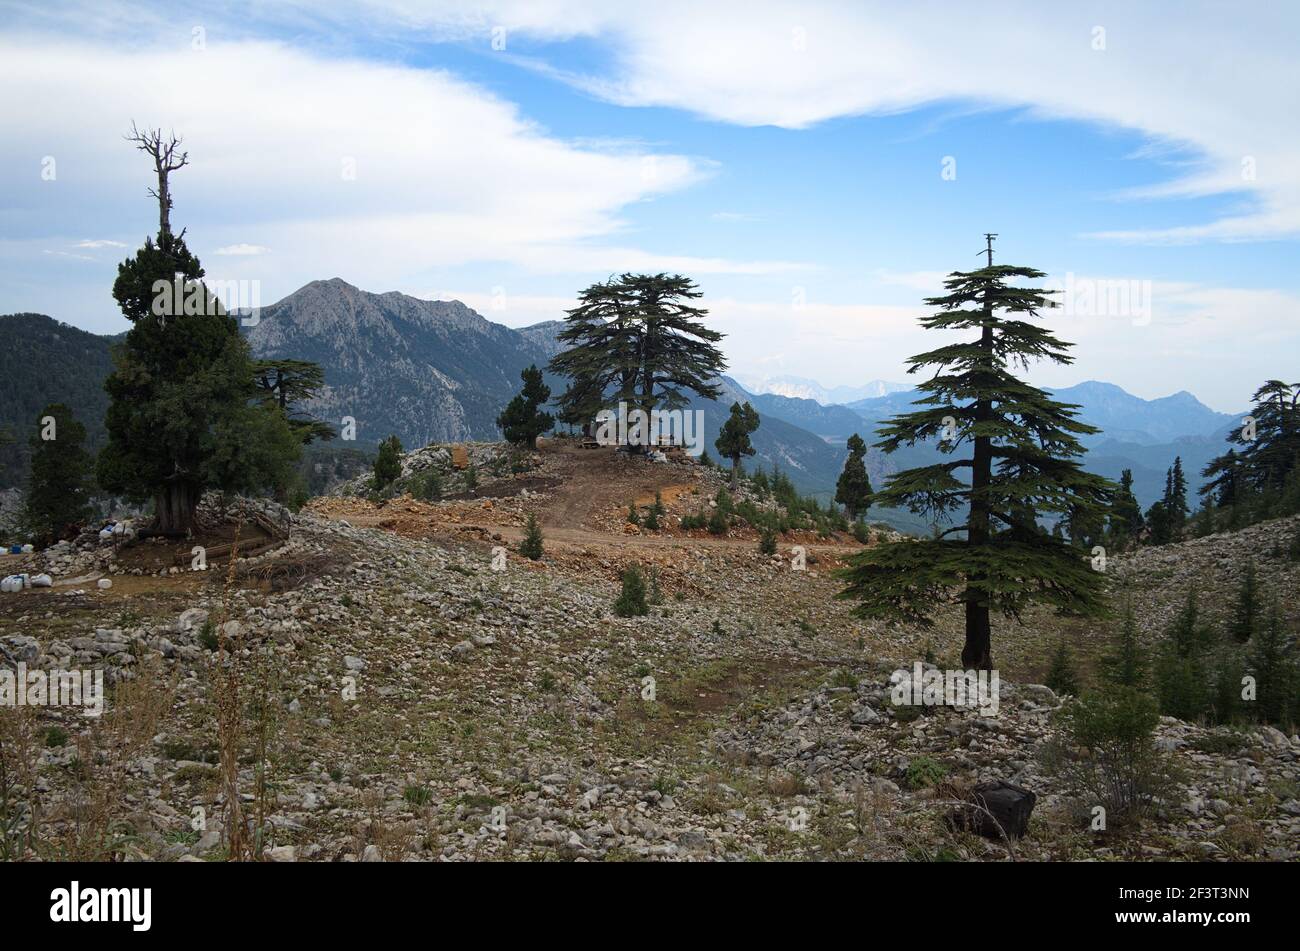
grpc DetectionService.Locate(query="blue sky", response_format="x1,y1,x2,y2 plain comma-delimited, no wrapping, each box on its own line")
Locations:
2,1,1297,411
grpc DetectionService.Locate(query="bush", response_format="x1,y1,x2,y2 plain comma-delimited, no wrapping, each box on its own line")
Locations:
851,521,870,544
758,526,777,555
707,506,728,536
519,513,544,560
904,756,948,790
614,565,649,617
409,470,441,501
1042,687,1178,824
627,502,640,526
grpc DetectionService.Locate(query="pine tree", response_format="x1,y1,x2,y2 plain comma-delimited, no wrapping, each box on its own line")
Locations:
519,512,544,560
97,129,299,535
835,433,873,521
373,435,402,489
837,241,1113,669
1205,382,1300,501
1145,459,1188,545
497,364,553,447
1155,588,1215,720
23,404,94,545
1045,636,1080,696
1109,468,1143,545
1229,558,1260,643
613,564,649,617
1249,600,1296,724
715,401,759,488
1099,600,1148,689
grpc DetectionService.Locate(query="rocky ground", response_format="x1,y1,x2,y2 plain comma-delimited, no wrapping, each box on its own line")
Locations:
1,446,1298,862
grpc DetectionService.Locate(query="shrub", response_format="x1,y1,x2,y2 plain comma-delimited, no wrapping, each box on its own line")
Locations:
707,506,728,536
1042,687,1177,824
614,565,649,617
627,502,640,526
410,470,442,501
758,526,777,555
518,513,544,560
904,756,948,790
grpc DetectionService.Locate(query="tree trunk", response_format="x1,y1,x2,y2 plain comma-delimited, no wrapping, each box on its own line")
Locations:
730,459,739,489
154,482,197,537
963,308,995,671
962,598,992,670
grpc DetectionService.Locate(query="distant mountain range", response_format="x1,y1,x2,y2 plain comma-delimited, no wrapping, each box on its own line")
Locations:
0,285,1245,526
733,373,909,405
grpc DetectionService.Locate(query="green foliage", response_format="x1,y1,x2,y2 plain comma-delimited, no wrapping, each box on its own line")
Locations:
1044,636,1080,697
758,525,777,555
408,469,442,501
548,274,726,439
1043,687,1175,823
837,256,1112,668
715,401,759,484
1249,601,1297,725
497,364,553,446
1108,468,1144,545
253,359,334,444
707,505,729,536
519,512,544,560
1154,589,1218,721
904,756,948,790
0,315,114,490
1229,558,1261,643
835,433,873,520
1098,601,1148,689
626,502,640,526
613,564,649,617
1145,457,1189,545
23,403,94,544
1200,382,1300,528
97,221,300,534
373,435,402,489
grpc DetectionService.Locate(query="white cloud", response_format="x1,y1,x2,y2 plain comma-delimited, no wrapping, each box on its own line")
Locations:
73,239,129,249
0,33,793,307
366,0,1300,245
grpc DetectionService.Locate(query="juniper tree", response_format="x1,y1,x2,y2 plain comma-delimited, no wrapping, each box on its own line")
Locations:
715,401,759,488
23,404,94,545
835,433,873,521
837,243,1113,669
373,435,402,489
497,364,553,446
97,128,299,535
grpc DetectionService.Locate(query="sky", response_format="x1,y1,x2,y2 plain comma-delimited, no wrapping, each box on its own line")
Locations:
1,0,1297,412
